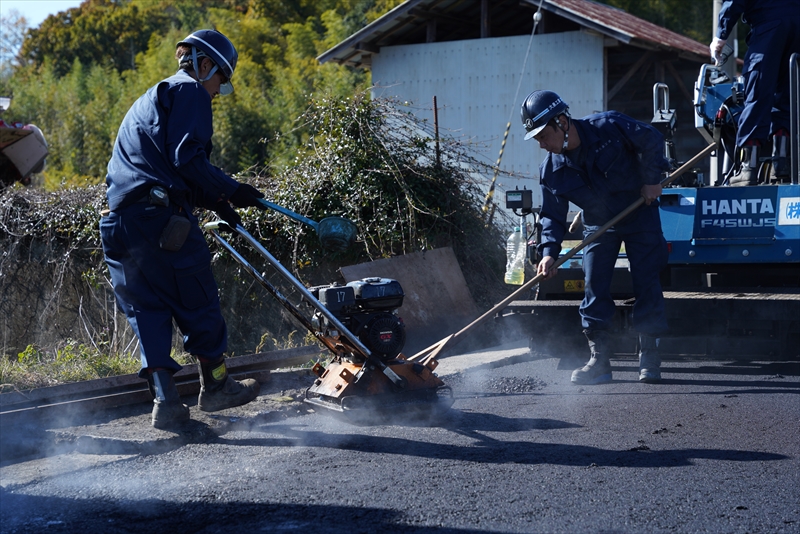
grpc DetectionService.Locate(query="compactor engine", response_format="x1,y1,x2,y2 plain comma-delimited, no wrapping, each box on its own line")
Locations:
309,277,406,361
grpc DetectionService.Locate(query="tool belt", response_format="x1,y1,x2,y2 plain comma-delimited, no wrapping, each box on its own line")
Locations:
102,185,191,252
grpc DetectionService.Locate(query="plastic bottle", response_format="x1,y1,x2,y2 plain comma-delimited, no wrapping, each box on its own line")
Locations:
504,227,526,285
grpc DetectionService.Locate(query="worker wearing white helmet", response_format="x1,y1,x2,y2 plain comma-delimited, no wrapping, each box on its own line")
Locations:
101,30,266,429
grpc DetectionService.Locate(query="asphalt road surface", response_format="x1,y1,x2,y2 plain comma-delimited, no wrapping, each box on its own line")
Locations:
1,342,798,533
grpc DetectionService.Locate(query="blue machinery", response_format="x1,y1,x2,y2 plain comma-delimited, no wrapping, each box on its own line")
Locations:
660,184,799,266
661,57,798,281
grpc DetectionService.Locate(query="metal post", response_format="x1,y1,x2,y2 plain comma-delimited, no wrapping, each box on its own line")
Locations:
791,53,799,184
711,0,737,185
433,95,441,167
481,0,490,38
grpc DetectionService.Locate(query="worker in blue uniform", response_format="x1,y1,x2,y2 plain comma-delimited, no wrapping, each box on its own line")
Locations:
100,30,266,429
710,0,800,185
521,90,670,384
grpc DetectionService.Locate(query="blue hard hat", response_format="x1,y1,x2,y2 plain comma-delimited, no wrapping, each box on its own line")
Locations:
521,90,569,140
177,30,238,95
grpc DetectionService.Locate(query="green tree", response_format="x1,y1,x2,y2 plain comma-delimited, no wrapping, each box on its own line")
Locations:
7,59,125,187
20,0,169,76
6,1,413,184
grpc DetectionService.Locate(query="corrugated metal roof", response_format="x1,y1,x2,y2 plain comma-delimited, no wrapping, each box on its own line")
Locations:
318,0,709,67
542,0,708,58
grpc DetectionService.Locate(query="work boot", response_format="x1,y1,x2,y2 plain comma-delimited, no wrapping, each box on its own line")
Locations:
638,334,662,383
198,357,260,412
148,370,190,429
770,132,789,183
729,144,760,186
571,330,612,385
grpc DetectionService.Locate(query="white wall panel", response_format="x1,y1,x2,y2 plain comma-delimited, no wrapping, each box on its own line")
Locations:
371,32,604,208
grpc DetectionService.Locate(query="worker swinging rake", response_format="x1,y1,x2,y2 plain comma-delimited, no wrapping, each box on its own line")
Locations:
408,143,717,363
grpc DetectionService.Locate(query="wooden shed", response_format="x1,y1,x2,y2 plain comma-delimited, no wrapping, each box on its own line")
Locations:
318,0,712,206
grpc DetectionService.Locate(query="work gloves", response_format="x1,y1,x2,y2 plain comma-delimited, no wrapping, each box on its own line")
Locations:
215,183,266,229
214,200,241,229
230,183,265,209
709,37,732,67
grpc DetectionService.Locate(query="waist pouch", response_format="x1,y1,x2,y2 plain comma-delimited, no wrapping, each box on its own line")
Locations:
159,214,191,251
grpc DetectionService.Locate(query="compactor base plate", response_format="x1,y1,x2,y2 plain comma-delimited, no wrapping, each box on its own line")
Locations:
304,357,453,425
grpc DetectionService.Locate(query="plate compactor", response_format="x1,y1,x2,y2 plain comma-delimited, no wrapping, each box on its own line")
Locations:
205,218,453,423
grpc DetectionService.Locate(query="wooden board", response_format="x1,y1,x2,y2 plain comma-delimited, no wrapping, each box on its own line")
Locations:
340,247,479,354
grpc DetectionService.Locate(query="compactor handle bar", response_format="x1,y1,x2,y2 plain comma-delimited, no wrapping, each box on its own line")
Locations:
205,221,407,388
257,198,320,230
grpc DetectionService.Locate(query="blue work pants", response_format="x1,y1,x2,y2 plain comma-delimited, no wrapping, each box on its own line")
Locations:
100,202,227,377
581,217,668,336
736,14,800,145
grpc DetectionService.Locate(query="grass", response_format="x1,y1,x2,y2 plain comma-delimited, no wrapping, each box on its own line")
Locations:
0,340,193,392
0,333,325,393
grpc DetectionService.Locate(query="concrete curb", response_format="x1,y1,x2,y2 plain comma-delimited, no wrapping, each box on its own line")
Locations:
435,339,537,376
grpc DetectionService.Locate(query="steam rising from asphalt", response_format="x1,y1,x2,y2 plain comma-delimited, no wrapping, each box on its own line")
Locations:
1,305,594,531
433,316,590,410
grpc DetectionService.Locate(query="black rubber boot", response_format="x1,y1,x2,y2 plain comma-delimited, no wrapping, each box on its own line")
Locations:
571,330,612,385
770,133,789,183
638,334,662,383
149,370,190,429
730,144,759,186
198,357,260,412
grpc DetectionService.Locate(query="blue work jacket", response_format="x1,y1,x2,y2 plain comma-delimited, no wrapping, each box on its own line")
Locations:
105,70,238,211
717,0,796,40
537,111,669,260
